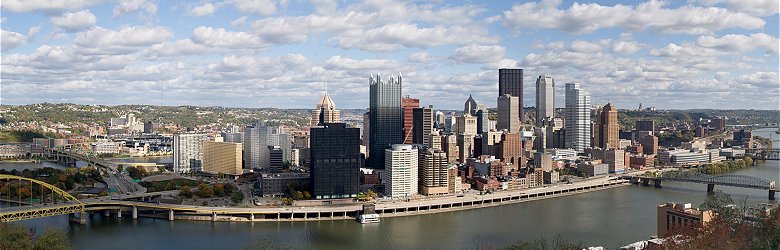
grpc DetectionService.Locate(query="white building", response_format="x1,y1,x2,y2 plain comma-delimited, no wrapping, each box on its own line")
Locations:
565,83,591,153
384,144,418,199
173,134,208,174
90,140,121,155
244,122,269,170
535,75,555,127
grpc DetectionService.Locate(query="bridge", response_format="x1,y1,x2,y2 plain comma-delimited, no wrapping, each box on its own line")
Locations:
0,174,85,223
624,171,778,200
745,148,780,161
47,149,146,194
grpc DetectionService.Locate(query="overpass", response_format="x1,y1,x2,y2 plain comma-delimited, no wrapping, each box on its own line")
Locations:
745,148,780,161
47,149,146,194
624,171,778,200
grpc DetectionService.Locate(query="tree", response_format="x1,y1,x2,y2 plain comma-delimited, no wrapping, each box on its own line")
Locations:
230,191,245,204
34,228,70,250
116,165,124,172
180,185,193,198
214,183,225,197
0,224,33,250
744,156,754,167
198,183,214,198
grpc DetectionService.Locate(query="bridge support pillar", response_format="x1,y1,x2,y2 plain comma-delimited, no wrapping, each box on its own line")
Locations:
103,210,110,217
212,212,217,222
249,213,254,221
641,179,650,186
653,179,662,188
117,208,122,218
707,184,715,193
168,209,174,221
132,206,138,219
770,190,776,201
79,211,87,225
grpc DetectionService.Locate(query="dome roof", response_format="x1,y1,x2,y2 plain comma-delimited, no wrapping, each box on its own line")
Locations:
316,93,336,109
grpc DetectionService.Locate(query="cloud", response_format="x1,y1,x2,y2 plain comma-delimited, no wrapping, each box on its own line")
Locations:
74,26,173,54
1,29,28,52
324,56,404,71
50,10,97,32
189,3,221,17
503,0,765,35
449,45,506,64
1,0,104,13
337,23,499,52
230,0,277,16
191,26,268,49
693,0,779,16
695,33,779,55
408,51,433,63
230,16,248,26
113,0,157,18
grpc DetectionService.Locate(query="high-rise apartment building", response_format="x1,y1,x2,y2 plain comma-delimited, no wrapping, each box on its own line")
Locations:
497,94,521,133
202,141,242,175
267,126,292,166
368,74,403,169
535,75,555,127
497,132,522,167
310,91,341,126
173,134,208,174
597,103,619,149
402,97,420,144
499,68,524,124
565,83,591,152
412,105,433,145
310,123,361,199
420,149,449,195
384,144,418,199
244,122,269,170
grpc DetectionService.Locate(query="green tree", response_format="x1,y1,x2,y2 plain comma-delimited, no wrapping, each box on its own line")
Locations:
180,185,193,198
231,191,245,204
34,228,70,250
0,223,33,249
198,183,214,198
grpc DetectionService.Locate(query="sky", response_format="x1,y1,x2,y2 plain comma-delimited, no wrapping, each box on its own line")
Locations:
1,0,778,110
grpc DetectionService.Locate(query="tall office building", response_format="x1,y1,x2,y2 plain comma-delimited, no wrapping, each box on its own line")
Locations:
221,132,243,143
362,112,370,147
310,91,341,126
368,73,403,169
565,83,591,152
636,120,655,134
499,68,524,124
244,122,269,170
464,95,478,115
420,149,449,195
497,132,522,166
476,109,489,134
497,94,520,132
267,126,292,165
434,111,446,129
202,141,242,175
402,97,420,144
456,115,477,136
597,103,619,149
384,144,418,199
535,75,555,127
412,105,433,145
173,134,208,174
268,146,284,173
310,123,361,199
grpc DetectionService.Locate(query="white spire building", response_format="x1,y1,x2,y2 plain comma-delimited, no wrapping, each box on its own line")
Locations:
310,84,341,126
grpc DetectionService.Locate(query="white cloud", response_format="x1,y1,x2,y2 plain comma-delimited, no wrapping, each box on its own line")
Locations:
189,3,220,17
338,23,499,52
503,0,765,35
50,10,97,32
74,26,172,54
230,0,277,16
611,40,643,54
324,56,403,71
696,33,779,55
693,0,779,16
408,51,433,63
112,0,157,18
27,26,42,39
191,26,268,49
1,0,104,13
230,16,248,26
1,29,28,52
449,45,506,64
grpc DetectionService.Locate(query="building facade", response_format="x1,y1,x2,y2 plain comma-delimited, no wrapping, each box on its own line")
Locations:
368,74,403,169
203,141,242,175
597,103,619,149
244,122,269,170
310,123,361,199
412,106,433,146
535,75,555,127
173,134,208,174
310,92,341,126
384,144,418,199
565,83,591,152
497,94,521,133
499,68,524,123
420,149,449,195
401,97,420,144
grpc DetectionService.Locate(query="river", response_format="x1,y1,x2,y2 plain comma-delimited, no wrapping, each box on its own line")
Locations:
4,160,779,249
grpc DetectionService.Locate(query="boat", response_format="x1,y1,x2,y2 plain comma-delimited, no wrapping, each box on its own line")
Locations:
357,213,380,224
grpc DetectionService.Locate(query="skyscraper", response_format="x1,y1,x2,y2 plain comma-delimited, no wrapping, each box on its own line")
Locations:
597,103,619,149
244,122,269,170
565,83,591,153
412,105,433,145
368,73,403,169
420,148,449,195
310,123,361,199
402,97,420,144
384,144,418,199
535,75,555,127
202,141,242,175
497,94,520,132
464,95,478,115
310,90,340,126
499,68,524,124
173,133,208,174
476,109,489,134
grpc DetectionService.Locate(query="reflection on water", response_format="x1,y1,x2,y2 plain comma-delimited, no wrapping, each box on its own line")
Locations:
6,161,779,249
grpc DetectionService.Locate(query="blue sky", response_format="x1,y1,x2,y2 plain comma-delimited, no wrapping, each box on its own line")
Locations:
1,0,778,110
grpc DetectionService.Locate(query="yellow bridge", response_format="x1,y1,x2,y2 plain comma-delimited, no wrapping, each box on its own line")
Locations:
0,174,85,223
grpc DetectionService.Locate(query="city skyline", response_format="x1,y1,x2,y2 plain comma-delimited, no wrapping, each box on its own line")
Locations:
1,0,779,110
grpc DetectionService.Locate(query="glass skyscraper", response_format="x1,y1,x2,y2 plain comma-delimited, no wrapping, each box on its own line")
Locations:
565,83,591,153
310,123,361,199
499,68,524,124
368,73,403,169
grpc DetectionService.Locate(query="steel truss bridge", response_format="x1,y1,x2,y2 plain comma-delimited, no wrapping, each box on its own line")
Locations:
0,174,84,223
626,171,778,200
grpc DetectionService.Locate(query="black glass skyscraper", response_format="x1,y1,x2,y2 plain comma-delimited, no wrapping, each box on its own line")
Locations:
368,73,403,169
310,123,361,199
499,68,524,124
